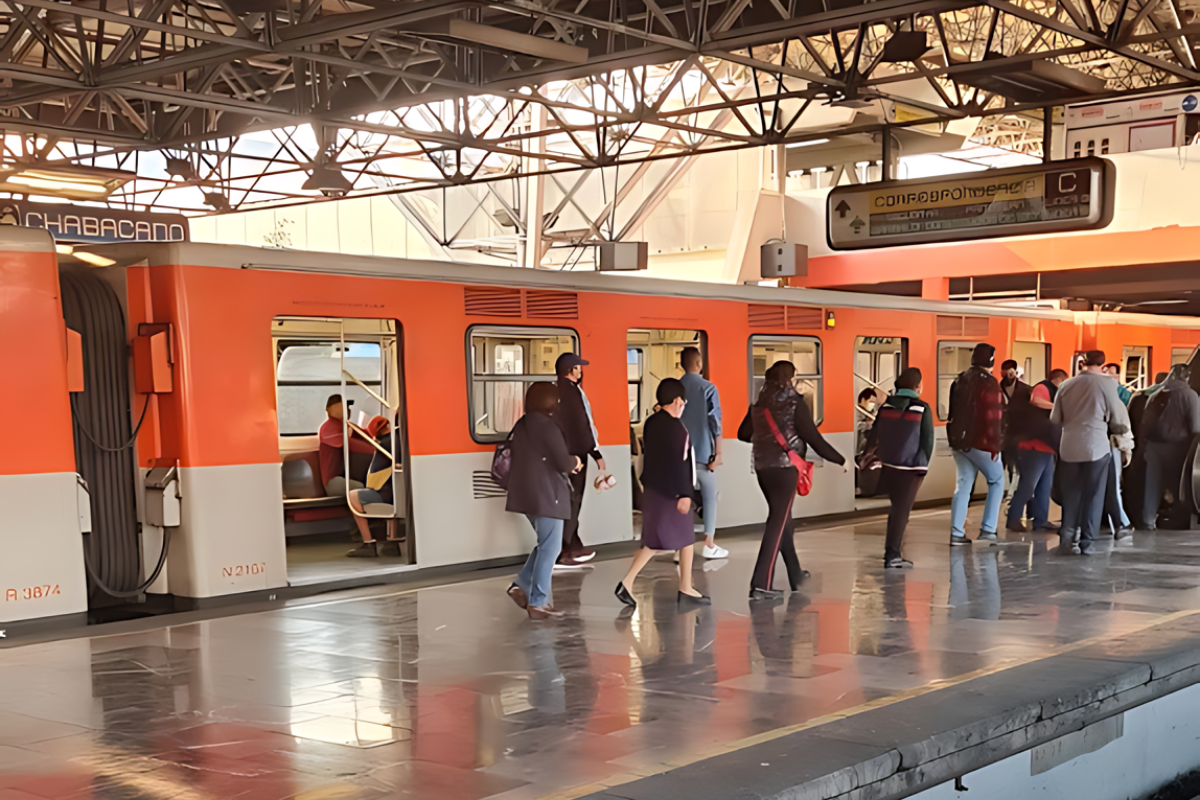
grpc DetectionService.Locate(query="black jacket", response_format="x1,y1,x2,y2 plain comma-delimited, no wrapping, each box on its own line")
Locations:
874,392,933,470
505,412,577,520
640,410,693,499
556,378,603,462
751,383,845,471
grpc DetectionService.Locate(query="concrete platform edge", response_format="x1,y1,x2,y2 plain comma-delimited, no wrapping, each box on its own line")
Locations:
581,613,1200,800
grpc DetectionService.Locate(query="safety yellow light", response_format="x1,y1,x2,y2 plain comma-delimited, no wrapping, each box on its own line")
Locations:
825,310,836,329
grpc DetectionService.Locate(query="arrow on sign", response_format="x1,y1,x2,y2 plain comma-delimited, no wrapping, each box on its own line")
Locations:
849,216,866,234
835,200,851,218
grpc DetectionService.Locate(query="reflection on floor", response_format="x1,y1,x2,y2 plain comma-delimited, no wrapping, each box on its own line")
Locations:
287,534,417,586
4,508,1200,800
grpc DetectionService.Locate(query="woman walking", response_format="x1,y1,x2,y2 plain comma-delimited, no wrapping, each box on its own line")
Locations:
871,368,933,568
505,382,583,620
615,378,710,610
749,361,846,600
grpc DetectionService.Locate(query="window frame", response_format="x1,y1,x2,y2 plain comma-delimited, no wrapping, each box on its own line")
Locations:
274,338,385,437
465,324,580,444
748,335,824,425
936,340,981,421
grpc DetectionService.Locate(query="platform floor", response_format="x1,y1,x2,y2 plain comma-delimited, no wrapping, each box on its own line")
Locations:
2,507,1200,800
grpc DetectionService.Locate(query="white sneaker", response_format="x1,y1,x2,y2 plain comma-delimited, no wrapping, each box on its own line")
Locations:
701,543,729,559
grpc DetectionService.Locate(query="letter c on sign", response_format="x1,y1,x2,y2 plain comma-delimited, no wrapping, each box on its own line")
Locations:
1058,173,1076,193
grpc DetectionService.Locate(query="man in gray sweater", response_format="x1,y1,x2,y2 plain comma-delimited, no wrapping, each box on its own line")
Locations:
1051,350,1133,555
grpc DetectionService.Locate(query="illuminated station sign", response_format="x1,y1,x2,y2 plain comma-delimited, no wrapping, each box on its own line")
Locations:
0,200,189,244
826,157,1115,250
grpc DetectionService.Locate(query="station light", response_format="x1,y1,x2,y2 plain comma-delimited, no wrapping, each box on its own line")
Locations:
0,164,132,200
302,162,353,196
825,310,836,329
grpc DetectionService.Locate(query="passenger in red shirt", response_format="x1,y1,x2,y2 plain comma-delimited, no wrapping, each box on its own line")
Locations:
319,394,375,497
1006,369,1067,533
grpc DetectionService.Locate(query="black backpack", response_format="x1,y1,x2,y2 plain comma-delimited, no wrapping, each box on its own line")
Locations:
1141,389,1171,443
945,372,976,453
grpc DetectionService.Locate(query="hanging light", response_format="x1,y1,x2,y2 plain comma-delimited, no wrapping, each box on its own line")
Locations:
0,164,132,200
302,161,353,196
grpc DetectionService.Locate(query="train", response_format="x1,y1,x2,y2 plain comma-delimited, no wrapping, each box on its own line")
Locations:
3,225,1200,627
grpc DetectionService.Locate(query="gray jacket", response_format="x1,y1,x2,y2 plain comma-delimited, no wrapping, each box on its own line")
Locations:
1051,371,1132,463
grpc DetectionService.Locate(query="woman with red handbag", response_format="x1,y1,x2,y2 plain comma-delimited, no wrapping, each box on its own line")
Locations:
749,361,846,600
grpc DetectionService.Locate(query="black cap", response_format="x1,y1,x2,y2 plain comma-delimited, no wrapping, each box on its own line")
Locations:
971,343,996,368
555,352,589,375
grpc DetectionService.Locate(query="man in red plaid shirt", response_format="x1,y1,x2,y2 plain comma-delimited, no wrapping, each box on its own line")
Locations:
947,343,1005,545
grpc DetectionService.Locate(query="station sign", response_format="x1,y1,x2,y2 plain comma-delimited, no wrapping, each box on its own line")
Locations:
826,157,1114,250
0,200,188,244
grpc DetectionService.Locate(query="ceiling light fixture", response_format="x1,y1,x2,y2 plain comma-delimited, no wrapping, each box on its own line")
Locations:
0,164,133,200
303,162,353,197
791,138,831,148
74,251,118,267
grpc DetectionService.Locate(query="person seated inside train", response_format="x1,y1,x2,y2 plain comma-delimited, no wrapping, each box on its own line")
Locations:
346,415,402,558
319,394,376,497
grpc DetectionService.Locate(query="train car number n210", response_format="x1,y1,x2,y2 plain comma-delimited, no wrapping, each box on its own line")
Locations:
5,585,61,601
222,563,267,578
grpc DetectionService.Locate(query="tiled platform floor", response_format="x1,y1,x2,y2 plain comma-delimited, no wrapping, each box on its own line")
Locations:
2,507,1199,800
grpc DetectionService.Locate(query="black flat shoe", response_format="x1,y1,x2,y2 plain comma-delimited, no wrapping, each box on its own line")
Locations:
884,558,914,569
614,582,637,608
749,587,784,601
346,542,378,558
789,569,812,591
678,591,711,606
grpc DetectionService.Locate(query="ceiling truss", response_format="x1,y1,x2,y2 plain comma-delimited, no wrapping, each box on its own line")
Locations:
0,0,1197,212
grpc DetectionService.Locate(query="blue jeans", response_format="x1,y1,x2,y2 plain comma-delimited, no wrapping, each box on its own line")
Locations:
951,448,1004,537
516,515,564,608
1008,449,1055,529
696,467,718,538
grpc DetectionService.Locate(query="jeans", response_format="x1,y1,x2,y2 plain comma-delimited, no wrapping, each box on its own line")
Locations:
951,448,1004,537
696,467,718,538
1007,449,1055,529
516,515,564,608
1103,445,1131,530
751,467,801,591
1059,455,1111,550
883,467,924,561
561,462,588,558
1142,441,1191,528
324,476,364,497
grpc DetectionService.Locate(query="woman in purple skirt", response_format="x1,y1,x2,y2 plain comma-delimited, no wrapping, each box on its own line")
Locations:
614,378,710,609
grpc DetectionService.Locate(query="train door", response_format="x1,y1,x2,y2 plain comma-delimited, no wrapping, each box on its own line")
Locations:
627,329,704,516
272,317,412,586
853,337,907,504
1011,341,1049,386
1122,346,1151,391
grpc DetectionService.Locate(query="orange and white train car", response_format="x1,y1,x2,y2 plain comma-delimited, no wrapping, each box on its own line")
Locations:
4,226,1199,627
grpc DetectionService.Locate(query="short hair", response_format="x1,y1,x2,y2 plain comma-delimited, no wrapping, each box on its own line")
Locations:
681,346,702,370
325,393,343,410
857,388,877,404
1048,368,1069,381
971,343,996,367
525,382,560,415
896,367,922,391
1084,350,1106,367
656,377,687,406
1103,362,1121,373
1155,371,1170,384
767,360,796,385
1001,359,1018,371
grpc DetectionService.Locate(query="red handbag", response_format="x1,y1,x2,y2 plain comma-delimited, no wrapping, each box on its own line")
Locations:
763,409,814,496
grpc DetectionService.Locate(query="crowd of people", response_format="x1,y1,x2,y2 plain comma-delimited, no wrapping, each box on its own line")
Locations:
488,344,1198,620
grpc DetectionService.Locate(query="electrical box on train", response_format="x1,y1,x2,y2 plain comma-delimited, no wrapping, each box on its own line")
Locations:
760,242,808,278
133,323,173,394
598,241,648,271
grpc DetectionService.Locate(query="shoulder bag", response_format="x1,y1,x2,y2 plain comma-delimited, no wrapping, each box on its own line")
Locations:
763,408,814,496
490,428,515,490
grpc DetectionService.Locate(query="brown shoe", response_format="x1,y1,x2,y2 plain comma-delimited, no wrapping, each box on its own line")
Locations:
1006,521,1026,533
527,605,564,620
507,583,528,609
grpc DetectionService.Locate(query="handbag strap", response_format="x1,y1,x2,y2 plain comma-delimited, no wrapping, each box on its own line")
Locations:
764,408,809,471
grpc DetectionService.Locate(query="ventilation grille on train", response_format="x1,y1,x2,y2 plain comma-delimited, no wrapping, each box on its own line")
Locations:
937,315,991,338
472,470,508,500
749,305,822,330
464,287,579,319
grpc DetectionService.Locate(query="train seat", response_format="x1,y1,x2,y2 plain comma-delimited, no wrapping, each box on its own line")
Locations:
281,452,344,509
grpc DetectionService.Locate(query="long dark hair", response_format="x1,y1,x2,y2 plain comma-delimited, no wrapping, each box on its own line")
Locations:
525,381,560,415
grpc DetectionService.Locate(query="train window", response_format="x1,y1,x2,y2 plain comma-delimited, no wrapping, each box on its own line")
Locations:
1101,138,1110,155
1073,141,1082,158
628,348,644,423
1172,347,1194,367
937,341,979,420
276,341,385,435
750,336,823,424
467,325,578,443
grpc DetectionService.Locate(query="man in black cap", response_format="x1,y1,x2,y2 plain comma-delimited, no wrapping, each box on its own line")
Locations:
946,343,1005,545
555,352,605,568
